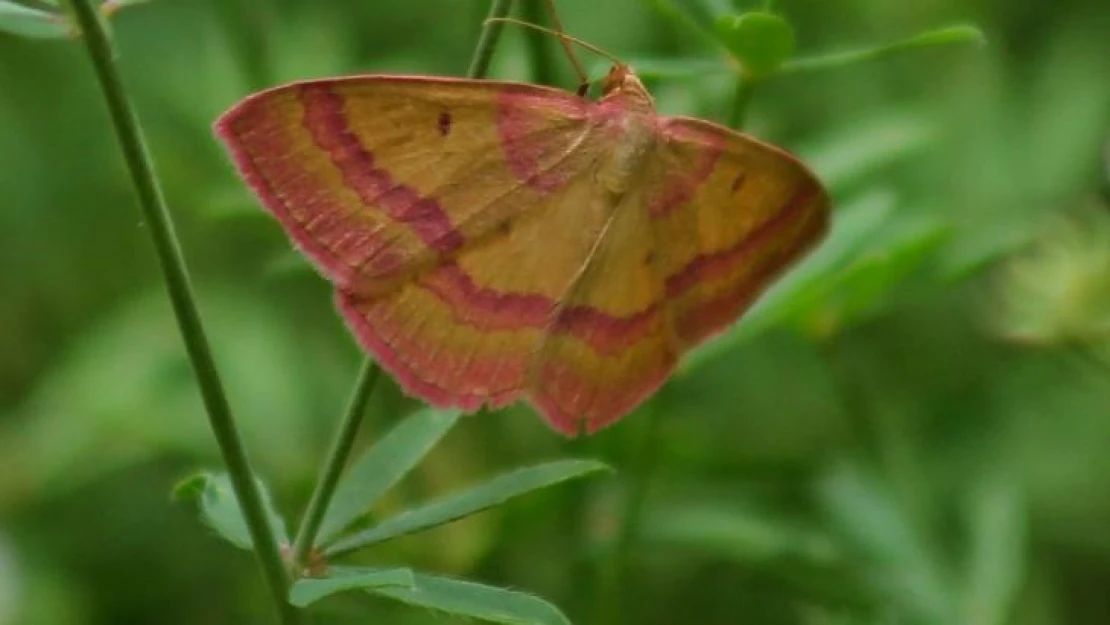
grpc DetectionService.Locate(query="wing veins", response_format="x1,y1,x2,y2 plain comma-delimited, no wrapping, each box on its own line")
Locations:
359,120,601,302
523,191,624,395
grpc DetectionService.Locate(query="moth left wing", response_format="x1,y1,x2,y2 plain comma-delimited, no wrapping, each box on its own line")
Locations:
216,75,606,292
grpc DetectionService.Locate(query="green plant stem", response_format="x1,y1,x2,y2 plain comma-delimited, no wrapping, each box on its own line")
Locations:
520,0,556,86
291,361,380,570
467,0,512,79
728,74,756,129
592,403,663,625
65,1,298,623
778,24,985,76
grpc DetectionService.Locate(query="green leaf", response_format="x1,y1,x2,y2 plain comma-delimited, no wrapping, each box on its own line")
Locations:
643,502,875,609
800,112,936,192
289,567,415,607
3,289,348,498
176,472,289,550
957,475,1026,625
0,1,68,39
822,214,950,324
327,459,610,556
645,503,839,565
100,0,155,12
818,464,953,623
370,572,572,625
639,0,721,41
781,24,986,75
316,408,461,545
714,12,795,78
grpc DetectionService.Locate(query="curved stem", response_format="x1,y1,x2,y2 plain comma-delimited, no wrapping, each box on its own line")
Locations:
65,1,297,622
468,0,512,79
291,361,380,569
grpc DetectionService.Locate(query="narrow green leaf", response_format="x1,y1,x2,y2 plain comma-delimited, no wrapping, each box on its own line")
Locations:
957,476,1026,625
289,566,415,607
178,472,289,550
370,572,572,625
780,24,986,75
714,12,795,78
100,0,155,12
818,464,953,623
825,215,951,324
801,112,936,191
0,1,68,39
644,501,874,610
327,459,610,556
317,408,461,545
645,503,840,565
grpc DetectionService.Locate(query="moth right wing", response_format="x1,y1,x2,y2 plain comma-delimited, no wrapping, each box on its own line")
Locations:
647,116,831,347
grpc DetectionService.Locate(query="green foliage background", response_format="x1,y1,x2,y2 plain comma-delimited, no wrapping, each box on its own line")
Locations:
1,0,1109,623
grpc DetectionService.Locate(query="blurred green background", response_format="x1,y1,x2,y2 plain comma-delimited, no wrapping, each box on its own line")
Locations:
2,0,1109,623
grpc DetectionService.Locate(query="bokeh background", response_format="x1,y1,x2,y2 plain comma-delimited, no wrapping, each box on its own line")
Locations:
2,0,1109,623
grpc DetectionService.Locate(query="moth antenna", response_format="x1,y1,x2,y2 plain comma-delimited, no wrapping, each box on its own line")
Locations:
486,16,626,94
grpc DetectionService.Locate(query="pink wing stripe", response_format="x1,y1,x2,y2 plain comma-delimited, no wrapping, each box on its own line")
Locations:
337,290,499,410
648,132,723,218
299,84,466,255
419,264,661,356
664,184,819,299
215,98,405,286
530,352,675,436
496,91,589,193
672,189,828,344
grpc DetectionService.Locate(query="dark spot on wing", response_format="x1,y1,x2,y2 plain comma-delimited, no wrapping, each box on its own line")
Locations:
497,220,512,235
437,111,452,136
730,173,747,194
643,251,656,266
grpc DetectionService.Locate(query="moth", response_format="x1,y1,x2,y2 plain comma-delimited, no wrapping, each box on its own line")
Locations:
215,46,829,436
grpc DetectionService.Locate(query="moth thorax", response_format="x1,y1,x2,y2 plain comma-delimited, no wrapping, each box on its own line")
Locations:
596,113,657,196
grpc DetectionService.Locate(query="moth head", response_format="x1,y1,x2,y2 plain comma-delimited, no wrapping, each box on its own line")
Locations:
600,64,655,109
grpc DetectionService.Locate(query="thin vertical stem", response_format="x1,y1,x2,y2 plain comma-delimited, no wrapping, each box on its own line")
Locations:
292,361,380,569
592,403,663,625
64,1,298,623
521,0,556,86
468,0,512,79
728,74,756,129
